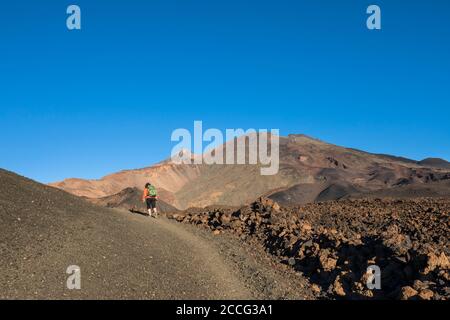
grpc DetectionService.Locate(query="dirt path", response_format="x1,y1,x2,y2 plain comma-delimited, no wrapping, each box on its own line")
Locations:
1,209,310,299
107,211,254,299
1,209,254,299
151,217,252,297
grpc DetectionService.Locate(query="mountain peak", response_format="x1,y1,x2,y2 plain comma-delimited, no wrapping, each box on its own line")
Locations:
287,134,327,145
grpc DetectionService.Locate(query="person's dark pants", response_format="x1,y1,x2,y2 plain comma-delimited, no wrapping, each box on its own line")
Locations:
146,198,157,210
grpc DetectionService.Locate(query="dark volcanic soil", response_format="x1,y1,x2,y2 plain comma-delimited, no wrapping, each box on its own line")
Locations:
0,169,312,299
168,197,450,300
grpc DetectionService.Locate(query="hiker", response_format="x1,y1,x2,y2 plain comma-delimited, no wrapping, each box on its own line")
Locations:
142,182,158,218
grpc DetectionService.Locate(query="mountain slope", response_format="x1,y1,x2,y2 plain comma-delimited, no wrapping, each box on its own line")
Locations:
1,168,312,299
348,179,450,199
49,162,199,205
50,134,450,209
418,158,450,169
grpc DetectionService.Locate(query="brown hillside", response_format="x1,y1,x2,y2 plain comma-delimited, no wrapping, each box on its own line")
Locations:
50,134,450,209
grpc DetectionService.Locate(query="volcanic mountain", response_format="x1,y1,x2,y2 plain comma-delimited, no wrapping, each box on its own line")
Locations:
50,134,450,208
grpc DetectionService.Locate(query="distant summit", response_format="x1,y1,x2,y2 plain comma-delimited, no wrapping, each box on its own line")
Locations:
418,158,450,169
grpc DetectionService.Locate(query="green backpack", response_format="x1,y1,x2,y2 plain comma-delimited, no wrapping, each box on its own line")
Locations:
147,185,157,197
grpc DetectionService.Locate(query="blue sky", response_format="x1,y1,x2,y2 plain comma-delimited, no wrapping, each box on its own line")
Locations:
0,0,449,183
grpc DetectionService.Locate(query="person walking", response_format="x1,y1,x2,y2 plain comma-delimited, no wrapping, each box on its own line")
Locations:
142,182,158,218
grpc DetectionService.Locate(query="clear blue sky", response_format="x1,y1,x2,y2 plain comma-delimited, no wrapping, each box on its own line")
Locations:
1,0,449,183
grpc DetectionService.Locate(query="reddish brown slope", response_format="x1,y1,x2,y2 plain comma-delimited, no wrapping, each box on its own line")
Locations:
50,134,450,209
